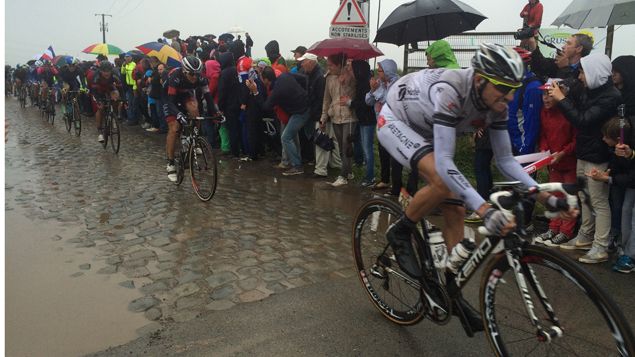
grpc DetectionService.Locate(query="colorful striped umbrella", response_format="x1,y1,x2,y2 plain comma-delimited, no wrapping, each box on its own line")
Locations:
136,42,182,68
82,43,124,56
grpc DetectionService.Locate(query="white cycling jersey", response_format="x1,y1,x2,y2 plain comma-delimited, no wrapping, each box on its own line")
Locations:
377,68,538,211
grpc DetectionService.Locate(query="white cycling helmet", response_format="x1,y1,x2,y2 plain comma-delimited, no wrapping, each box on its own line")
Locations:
35,60,43,67
181,55,202,74
472,43,524,87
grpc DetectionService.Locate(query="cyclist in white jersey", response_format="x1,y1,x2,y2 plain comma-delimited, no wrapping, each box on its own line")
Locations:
378,43,578,331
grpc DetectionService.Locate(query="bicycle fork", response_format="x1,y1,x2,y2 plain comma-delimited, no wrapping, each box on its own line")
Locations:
505,250,564,343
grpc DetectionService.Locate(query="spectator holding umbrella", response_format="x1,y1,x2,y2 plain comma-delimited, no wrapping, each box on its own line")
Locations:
320,54,357,187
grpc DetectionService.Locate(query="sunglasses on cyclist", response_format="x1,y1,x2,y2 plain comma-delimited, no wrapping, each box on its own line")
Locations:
184,71,198,77
480,73,521,95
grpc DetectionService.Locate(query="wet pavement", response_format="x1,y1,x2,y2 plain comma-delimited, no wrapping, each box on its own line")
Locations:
5,98,635,356
5,98,370,355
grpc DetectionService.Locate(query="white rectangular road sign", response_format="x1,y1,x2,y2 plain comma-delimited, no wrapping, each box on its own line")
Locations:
329,25,369,39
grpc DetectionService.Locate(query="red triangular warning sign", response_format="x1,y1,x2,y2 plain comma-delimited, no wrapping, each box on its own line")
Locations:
331,0,367,26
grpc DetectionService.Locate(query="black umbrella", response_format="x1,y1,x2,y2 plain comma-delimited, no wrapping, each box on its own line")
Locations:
126,49,146,61
374,0,487,46
218,33,234,44
163,29,180,39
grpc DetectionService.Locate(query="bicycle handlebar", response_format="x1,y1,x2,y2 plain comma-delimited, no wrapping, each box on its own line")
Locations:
478,181,584,236
187,113,226,124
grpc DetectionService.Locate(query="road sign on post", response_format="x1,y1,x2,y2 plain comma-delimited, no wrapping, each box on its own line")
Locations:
330,0,369,39
330,26,369,39
332,0,367,25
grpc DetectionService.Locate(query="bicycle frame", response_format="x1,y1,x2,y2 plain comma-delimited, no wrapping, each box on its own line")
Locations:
399,180,583,341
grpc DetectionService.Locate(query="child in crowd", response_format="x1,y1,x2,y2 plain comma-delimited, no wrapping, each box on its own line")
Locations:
534,78,577,246
587,118,635,273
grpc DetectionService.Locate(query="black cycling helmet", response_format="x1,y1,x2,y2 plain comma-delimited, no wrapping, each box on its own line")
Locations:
471,43,524,87
182,55,202,73
99,61,114,72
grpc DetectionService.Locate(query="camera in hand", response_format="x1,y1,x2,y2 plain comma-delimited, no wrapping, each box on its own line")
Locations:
514,26,535,40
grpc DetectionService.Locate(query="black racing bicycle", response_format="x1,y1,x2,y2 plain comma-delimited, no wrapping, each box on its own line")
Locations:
352,181,635,356
174,113,225,202
40,87,56,125
62,90,84,136
97,98,122,154
18,83,28,109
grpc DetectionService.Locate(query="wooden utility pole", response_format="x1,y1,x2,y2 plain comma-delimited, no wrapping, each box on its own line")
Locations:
94,13,112,43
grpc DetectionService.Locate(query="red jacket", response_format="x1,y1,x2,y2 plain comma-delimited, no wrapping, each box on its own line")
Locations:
520,1,543,29
539,107,577,171
204,60,221,103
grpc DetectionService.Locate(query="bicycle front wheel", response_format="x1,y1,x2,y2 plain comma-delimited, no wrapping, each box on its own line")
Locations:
72,101,82,136
63,105,72,133
110,113,120,153
189,138,217,201
481,244,635,356
352,197,425,326
47,99,55,125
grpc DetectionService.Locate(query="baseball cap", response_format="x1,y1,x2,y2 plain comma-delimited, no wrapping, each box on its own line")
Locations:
296,53,318,62
291,46,307,54
538,78,562,90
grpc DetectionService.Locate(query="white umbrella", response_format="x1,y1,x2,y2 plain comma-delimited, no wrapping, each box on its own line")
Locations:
552,0,635,28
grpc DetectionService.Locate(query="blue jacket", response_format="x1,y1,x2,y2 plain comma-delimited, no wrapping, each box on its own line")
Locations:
508,71,542,155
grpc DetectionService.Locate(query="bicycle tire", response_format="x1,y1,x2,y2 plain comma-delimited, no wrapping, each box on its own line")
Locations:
189,138,217,201
63,105,72,133
480,244,635,356
72,101,82,136
47,98,55,125
175,150,185,186
110,112,120,153
19,87,27,108
352,197,425,326
102,115,110,149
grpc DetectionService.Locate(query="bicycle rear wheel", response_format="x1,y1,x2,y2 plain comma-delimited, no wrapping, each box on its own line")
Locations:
72,101,82,136
189,138,217,201
352,197,425,326
481,244,635,356
110,112,120,153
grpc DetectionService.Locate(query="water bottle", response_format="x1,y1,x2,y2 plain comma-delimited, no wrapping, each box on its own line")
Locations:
446,238,476,275
428,230,447,271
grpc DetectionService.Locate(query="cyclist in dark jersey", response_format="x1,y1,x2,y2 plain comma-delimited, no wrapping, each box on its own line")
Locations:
163,56,215,182
59,58,87,91
87,61,121,142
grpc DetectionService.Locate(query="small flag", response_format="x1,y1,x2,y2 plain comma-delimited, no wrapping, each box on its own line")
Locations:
40,46,56,61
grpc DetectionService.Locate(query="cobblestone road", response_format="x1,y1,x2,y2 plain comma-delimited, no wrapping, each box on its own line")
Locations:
5,98,367,327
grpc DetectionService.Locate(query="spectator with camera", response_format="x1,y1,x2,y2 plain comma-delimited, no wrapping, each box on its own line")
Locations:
527,32,593,91
548,52,622,263
517,0,543,48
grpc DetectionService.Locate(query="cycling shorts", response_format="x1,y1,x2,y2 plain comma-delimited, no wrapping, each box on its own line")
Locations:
376,104,434,170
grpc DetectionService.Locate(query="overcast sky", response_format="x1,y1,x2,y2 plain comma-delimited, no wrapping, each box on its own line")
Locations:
4,0,635,67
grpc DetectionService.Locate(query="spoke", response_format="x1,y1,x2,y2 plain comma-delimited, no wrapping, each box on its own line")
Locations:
523,341,541,356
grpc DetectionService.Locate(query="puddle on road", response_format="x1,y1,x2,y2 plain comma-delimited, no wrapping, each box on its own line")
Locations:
5,209,148,357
